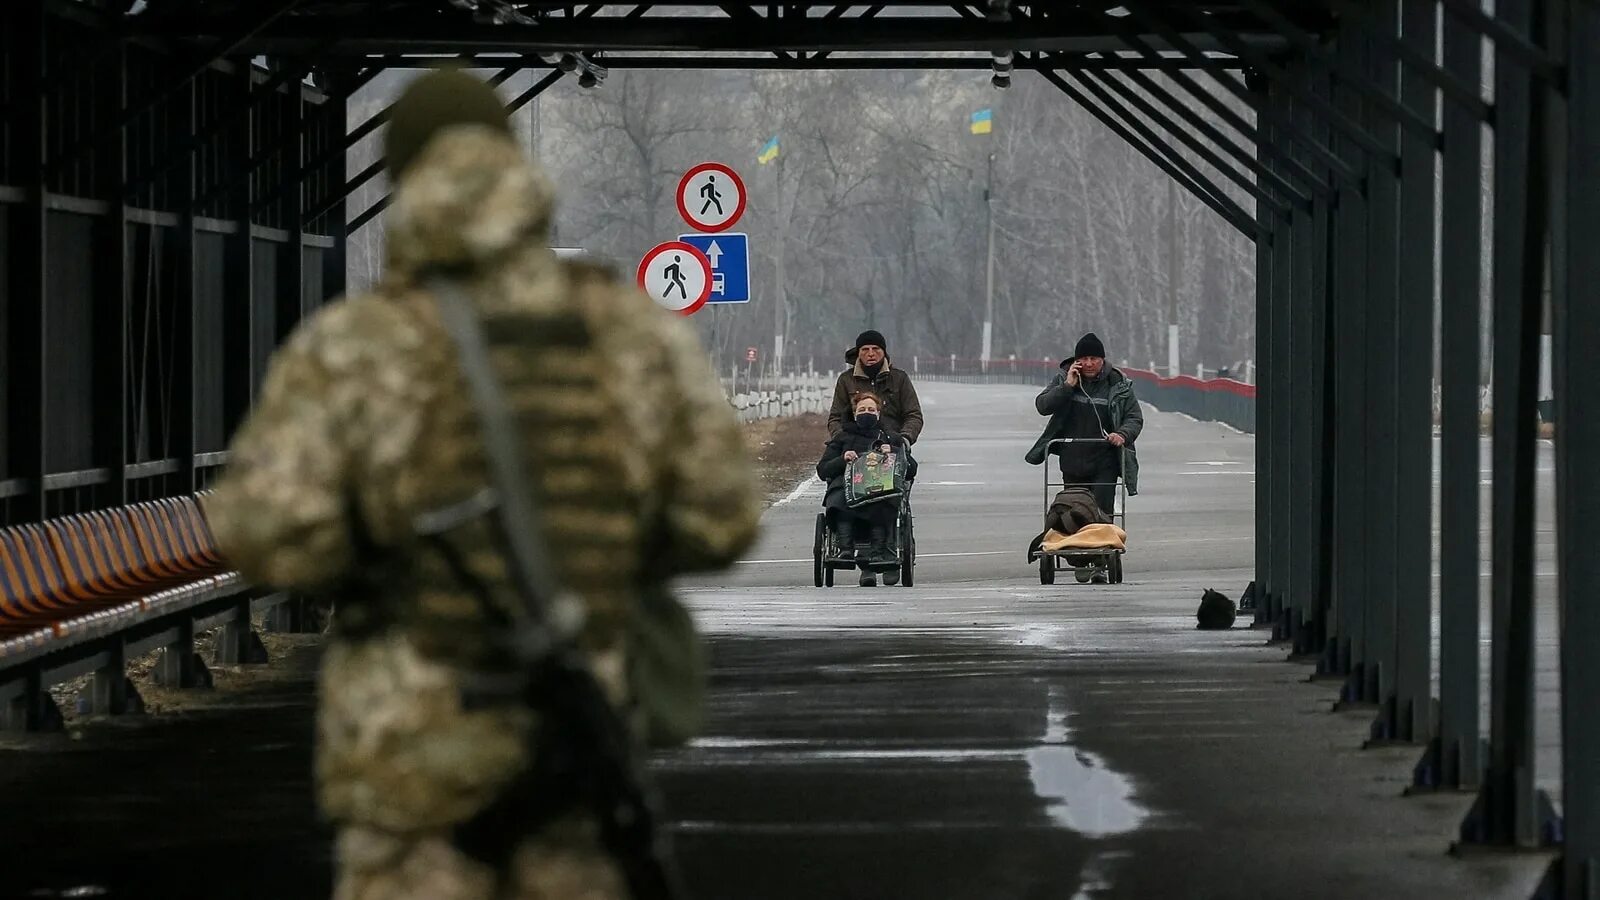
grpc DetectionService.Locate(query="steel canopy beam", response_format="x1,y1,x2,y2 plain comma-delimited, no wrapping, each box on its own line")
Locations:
363,53,1240,71
1038,68,1267,242
133,17,1288,56
346,68,567,234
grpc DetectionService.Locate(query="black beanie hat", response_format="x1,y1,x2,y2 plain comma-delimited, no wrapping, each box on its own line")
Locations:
385,67,514,181
855,330,887,352
1073,332,1107,360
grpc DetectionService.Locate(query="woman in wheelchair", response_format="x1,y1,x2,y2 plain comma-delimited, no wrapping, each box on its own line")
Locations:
816,392,917,578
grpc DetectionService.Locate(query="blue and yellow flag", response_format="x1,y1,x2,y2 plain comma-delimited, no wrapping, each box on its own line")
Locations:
757,135,781,164
970,108,993,134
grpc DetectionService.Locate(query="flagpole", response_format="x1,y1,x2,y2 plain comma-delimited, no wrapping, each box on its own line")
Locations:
982,149,995,373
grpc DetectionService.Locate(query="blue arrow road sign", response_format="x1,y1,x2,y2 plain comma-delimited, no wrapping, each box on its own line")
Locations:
677,232,750,304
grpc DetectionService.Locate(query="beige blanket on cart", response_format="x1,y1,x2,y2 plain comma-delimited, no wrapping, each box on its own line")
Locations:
1040,523,1127,553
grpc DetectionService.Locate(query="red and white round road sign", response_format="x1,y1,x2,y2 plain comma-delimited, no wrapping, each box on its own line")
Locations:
637,241,713,316
676,162,746,233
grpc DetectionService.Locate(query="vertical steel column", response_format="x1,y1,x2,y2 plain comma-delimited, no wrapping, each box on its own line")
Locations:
92,40,130,508
1306,81,1335,660
1385,0,1441,745
1269,84,1296,640
1361,11,1403,709
5,0,47,525
1254,73,1275,628
222,64,255,436
1288,82,1317,652
281,65,306,341
1418,0,1486,792
174,73,198,493
1294,63,1335,660
1547,1,1599,890
1330,29,1373,689
1459,0,1559,850
318,68,349,306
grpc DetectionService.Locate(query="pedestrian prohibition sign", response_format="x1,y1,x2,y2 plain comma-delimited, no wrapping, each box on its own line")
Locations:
638,241,712,316
676,162,746,233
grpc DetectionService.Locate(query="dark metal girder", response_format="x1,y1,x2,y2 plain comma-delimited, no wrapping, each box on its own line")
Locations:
1163,3,1401,169
1323,0,1494,123
1237,0,1441,147
1438,0,1560,81
1092,61,1321,203
190,61,389,214
300,62,518,224
812,3,885,61
135,16,1286,56
1076,14,1337,196
368,53,1238,71
346,68,567,234
1080,67,1306,215
1119,0,1366,189
125,45,336,196
47,0,310,176
1548,2,1600,894
1038,68,1268,242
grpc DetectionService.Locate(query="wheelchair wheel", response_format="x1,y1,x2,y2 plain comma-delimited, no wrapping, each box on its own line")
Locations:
813,513,826,588
899,517,915,587
1040,553,1055,585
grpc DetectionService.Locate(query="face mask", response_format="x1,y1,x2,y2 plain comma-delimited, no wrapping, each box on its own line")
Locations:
855,413,879,432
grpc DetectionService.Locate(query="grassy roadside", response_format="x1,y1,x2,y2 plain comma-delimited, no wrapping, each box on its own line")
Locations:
744,412,829,506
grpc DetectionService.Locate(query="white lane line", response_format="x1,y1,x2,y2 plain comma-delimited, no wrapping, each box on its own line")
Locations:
1177,471,1256,476
736,550,1013,565
924,481,986,486
1185,461,1243,466
770,475,823,508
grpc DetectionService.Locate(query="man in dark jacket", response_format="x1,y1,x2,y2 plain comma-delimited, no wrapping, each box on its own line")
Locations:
827,330,925,445
1025,332,1144,514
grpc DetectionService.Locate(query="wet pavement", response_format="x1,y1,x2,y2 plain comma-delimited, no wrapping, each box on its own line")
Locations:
0,382,1558,899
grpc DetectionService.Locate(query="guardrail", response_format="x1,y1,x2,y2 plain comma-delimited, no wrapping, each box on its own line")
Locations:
721,373,831,423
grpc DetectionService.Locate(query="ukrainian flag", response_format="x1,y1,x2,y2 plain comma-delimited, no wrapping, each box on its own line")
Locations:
970,108,993,134
757,135,781,164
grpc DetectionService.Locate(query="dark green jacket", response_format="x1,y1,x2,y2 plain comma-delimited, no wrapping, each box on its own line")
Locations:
1025,367,1144,495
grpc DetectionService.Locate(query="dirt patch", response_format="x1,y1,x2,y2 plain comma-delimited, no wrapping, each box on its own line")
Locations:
744,413,828,506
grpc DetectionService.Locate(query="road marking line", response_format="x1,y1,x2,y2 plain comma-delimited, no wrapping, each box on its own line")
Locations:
770,475,823,508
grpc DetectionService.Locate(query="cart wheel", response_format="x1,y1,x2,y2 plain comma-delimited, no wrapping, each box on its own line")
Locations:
1040,554,1055,585
1111,555,1124,584
813,514,826,588
900,525,915,587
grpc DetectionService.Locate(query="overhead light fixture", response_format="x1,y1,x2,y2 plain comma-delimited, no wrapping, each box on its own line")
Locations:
991,49,1013,89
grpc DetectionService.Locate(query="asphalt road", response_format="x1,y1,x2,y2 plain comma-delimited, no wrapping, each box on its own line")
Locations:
661,381,1554,900
0,381,1560,900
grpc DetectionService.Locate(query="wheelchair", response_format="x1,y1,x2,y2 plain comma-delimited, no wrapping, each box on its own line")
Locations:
813,487,915,588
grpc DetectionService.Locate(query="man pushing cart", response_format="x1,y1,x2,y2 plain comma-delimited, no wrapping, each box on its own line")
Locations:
1025,332,1145,585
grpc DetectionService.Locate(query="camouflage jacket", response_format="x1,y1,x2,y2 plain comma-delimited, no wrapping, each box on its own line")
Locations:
202,125,761,834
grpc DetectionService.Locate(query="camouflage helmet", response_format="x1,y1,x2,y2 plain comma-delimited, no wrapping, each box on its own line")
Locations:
385,66,514,181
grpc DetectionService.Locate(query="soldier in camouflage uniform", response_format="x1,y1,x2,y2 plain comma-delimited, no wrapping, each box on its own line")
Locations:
202,69,761,900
